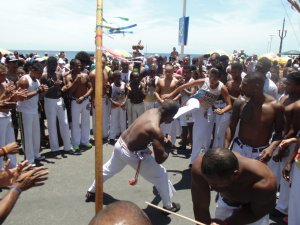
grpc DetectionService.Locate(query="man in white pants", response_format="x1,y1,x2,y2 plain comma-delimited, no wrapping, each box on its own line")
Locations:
40,56,75,156
0,64,25,168
64,59,93,152
18,61,48,165
191,148,277,225
85,100,181,213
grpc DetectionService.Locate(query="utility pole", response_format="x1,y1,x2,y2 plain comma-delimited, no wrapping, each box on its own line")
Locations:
278,18,287,56
268,34,275,52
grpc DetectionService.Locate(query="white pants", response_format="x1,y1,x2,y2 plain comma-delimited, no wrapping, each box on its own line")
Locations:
131,102,145,124
44,97,72,152
231,137,268,160
109,107,126,140
160,120,179,145
92,97,111,139
288,164,300,225
126,100,133,127
19,112,40,164
211,111,231,148
215,196,269,225
88,138,175,208
275,144,295,215
71,98,90,147
0,115,16,168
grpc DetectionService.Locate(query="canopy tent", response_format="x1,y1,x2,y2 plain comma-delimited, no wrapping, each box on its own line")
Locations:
281,50,300,55
0,48,12,55
259,52,279,61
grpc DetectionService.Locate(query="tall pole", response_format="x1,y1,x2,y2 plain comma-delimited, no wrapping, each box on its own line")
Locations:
95,0,103,213
278,18,287,56
180,0,186,57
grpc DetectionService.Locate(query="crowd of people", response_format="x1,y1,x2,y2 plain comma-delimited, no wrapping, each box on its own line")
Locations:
0,47,300,224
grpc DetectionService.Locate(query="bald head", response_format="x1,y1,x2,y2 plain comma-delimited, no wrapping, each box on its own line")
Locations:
89,201,152,225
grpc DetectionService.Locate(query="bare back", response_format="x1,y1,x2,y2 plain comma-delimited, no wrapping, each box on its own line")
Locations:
121,108,163,151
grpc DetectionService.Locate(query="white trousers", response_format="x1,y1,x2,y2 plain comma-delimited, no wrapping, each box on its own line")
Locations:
92,97,111,139
126,100,133,127
288,164,300,225
160,120,179,145
131,102,145,124
231,138,268,160
88,139,175,208
215,196,269,225
19,112,40,164
275,144,295,215
71,98,90,147
211,111,231,148
0,115,16,168
44,97,72,152
109,107,126,140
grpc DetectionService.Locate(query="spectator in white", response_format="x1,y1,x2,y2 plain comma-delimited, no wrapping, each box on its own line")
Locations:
143,63,159,110
255,57,278,99
17,61,49,165
120,61,132,126
108,71,127,144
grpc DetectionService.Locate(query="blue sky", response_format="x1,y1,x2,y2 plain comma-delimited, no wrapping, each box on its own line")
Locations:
1,0,300,55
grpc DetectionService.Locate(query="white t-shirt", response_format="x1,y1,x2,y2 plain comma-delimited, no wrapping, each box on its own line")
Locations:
263,77,278,99
17,74,40,114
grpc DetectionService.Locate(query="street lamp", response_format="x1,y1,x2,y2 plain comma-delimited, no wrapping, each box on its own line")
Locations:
268,34,275,52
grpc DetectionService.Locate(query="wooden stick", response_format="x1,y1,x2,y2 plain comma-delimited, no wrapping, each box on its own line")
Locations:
95,0,104,213
145,201,206,225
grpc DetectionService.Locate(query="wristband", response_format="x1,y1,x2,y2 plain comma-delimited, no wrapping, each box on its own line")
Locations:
2,147,8,155
10,186,22,194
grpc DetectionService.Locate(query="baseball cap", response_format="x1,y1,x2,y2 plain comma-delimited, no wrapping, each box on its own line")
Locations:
5,55,19,63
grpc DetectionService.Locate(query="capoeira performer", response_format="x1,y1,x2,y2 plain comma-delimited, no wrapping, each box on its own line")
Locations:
225,71,284,163
18,61,49,165
162,68,232,166
270,71,300,219
63,59,93,152
85,100,181,213
143,63,159,110
40,56,74,155
192,148,277,225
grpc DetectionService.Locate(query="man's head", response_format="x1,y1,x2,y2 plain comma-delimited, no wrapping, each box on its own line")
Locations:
284,71,300,95
201,148,239,192
241,71,265,97
112,70,121,84
70,59,82,74
255,57,271,75
121,61,129,73
89,201,152,225
46,56,58,73
164,63,174,78
208,68,221,86
230,62,243,80
5,55,19,73
159,100,179,124
30,61,44,80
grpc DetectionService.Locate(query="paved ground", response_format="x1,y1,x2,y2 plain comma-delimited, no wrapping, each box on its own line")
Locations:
2,138,285,225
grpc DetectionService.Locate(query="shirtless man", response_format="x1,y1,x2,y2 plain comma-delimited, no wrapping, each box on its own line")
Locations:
270,71,300,218
154,63,180,145
226,62,243,102
63,59,93,152
192,148,276,225
224,71,284,162
86,100,181,213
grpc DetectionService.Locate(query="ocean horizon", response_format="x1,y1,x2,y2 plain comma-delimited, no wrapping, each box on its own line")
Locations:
11,49,203,61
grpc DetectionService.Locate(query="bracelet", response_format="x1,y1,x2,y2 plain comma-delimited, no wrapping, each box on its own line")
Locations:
10,186,22,194
2,147,8,155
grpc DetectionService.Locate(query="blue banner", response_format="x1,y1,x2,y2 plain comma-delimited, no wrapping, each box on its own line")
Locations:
178,16,189,46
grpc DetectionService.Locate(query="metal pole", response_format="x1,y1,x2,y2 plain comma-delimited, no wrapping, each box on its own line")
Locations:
180,0,186,57
95,0,104,213
268,34,274,52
